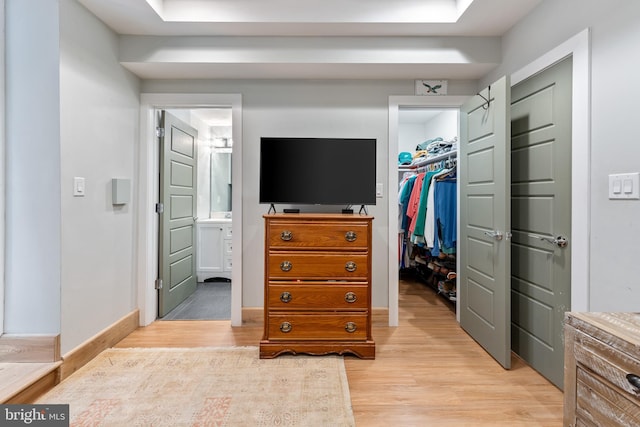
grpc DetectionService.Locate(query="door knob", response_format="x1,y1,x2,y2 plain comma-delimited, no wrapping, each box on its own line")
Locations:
530,234,569,248
484,230,503,241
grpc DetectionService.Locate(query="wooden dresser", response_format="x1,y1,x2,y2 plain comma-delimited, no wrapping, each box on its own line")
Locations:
564,312,640,426
260,213,375,359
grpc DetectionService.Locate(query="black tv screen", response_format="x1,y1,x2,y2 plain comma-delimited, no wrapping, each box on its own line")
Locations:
259,137,376,206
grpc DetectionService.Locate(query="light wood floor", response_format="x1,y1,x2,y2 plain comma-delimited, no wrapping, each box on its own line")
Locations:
116,279,563,426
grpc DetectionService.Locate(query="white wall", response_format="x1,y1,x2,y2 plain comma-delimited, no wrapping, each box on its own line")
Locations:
141,79,476,307
5,0,62,334
398,111,458,154
0,0,5,335
482,0,640,311
59,0,140,353
398,124,427,154
423,111,458,143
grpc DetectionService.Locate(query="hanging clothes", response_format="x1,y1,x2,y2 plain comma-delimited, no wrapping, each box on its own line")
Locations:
405,173,425,235
398,174,416,232
431,171,457,257
424,168,452,249
398,146,458,271
398,174,417,269
411,168,442,245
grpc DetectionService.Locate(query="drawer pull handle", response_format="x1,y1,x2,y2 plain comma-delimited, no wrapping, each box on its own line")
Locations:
345,261,357,272
280,230,293,241
280,261,292,272
627,374,640,392
345,231,357,242
280,322,292,333
345,322,357,333
280,292,292,303
345,292,357,303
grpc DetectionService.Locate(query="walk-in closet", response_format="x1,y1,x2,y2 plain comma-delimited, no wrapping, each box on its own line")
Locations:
397,108,458,306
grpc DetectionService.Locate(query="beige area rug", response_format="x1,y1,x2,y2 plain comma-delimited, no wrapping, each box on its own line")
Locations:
36,347,355,427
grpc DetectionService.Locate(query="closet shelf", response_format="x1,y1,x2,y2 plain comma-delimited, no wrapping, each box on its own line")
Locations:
398,149,457,171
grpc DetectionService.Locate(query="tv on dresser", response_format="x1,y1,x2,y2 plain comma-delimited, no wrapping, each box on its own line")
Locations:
259,137,376,208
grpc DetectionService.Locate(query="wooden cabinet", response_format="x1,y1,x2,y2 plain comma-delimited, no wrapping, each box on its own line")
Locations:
260,213,375,359
196,219,232,281
564,312,640,427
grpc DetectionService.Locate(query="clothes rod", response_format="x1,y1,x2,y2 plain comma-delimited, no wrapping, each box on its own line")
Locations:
398,149,457,171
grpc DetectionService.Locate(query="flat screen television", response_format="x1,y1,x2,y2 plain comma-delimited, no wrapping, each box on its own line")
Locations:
259,137,376,206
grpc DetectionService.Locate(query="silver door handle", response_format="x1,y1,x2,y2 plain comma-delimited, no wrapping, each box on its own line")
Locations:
530,234,569,248
484,230,503,241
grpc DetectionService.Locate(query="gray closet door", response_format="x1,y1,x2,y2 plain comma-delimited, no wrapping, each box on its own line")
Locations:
460,76,512,369
510,56,572,389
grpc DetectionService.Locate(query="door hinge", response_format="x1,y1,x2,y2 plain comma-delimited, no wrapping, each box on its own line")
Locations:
155,203,164,214
155,278,163,290
156,127,165,138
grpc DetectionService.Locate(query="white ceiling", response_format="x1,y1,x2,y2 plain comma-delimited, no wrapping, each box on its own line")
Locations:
79,0,542,37
78,0,543,80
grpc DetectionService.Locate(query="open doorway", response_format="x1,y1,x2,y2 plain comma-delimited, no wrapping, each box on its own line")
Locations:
397,107,459,311
137,93,243,328
387,96,469,326
160,108,234,320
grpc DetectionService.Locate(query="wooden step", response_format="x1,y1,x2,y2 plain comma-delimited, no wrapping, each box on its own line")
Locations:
0,362,62,403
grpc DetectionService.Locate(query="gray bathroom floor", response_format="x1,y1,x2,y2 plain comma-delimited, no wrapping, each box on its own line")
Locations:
161,281,231,320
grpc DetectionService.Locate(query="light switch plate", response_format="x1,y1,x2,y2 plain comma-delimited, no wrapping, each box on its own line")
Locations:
609,172,640,199
376,183,384,198
73,177,85,197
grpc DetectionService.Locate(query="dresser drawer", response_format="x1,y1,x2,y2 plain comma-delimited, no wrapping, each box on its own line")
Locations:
576,367,640,427
267,252,369,280
267,221,369,250
267,282,369,311
267,313,368,341
574,330,640,401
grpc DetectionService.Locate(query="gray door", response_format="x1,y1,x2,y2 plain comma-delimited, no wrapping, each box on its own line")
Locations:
510,57,572,389
460,77,512,369
158,111,198,317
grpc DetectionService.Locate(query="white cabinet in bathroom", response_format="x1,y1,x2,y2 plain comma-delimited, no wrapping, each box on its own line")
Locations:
196,219,232,282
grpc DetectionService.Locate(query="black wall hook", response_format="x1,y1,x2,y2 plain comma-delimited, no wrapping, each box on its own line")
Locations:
477,85,491,110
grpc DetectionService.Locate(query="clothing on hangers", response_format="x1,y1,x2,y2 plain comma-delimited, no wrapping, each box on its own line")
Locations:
431,172,457,256
422,168,453,248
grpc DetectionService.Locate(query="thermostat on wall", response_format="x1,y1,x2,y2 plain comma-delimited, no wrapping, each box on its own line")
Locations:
112,178,130,205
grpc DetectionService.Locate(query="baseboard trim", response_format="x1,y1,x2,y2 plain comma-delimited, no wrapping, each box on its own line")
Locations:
0,334,61,363
59,309,139,381
240,307,263,326
372,307,390,325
